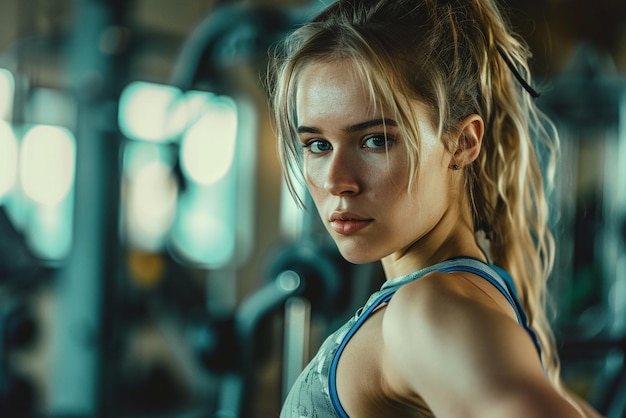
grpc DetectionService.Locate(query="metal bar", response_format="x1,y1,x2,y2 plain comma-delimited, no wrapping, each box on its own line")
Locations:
282,297,311,401
48,0,126,415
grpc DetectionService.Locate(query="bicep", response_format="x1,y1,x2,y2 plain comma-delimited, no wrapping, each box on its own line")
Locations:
381,278,583,418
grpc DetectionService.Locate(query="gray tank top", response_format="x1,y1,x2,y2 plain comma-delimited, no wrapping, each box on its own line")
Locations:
279,257,541,418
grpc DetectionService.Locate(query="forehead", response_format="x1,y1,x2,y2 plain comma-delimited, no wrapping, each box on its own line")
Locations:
295,59,377,124
293,59,436,132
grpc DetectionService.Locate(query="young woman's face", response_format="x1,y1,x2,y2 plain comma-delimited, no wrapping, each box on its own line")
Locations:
295,60,456,267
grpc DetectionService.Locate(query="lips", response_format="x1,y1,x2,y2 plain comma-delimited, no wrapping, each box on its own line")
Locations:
329,212,373,235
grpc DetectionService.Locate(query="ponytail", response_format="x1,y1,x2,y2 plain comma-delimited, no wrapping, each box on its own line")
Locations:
464,0,562,387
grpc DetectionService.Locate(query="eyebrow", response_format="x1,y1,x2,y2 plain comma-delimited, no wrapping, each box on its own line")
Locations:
297,118,397,134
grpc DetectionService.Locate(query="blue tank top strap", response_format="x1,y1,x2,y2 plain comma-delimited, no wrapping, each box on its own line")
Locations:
329,289,396,417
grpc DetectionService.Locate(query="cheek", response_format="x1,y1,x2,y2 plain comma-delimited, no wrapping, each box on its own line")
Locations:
303,159,324,191
378,161,410,196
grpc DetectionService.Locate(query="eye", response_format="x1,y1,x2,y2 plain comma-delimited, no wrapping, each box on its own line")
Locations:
303,139,332,154
363,134,393,150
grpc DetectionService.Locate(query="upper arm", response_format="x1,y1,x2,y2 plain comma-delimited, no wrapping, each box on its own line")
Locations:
381,273,583,418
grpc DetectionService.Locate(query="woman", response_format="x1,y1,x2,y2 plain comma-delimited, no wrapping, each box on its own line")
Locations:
268,0,603,416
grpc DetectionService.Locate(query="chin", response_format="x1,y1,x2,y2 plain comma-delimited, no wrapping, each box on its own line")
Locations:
335,244,379,265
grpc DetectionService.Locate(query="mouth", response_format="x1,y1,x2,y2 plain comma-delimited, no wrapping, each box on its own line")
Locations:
329,212,373,235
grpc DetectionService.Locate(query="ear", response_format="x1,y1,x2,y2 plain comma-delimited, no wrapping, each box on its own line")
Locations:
450,114,484,168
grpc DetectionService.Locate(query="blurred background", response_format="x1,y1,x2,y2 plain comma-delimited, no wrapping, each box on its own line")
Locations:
0,0,625,417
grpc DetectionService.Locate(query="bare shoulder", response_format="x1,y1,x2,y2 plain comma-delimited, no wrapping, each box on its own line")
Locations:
383,270,517,342
380,271,584,417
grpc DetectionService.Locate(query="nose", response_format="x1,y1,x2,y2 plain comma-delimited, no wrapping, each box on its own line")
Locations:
322,149,360,196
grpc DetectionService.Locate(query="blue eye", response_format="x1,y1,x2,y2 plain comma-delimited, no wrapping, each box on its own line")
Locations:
363,135,392,149
304,139,332,154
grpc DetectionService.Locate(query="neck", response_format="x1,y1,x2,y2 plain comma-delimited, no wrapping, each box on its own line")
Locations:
381,211,486,280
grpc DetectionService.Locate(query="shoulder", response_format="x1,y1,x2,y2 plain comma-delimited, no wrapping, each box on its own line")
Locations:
380,271,578,417
381,270,529,379
382,271,520,360
384,269,513,335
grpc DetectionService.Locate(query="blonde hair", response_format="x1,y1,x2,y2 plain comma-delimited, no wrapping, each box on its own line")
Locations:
268,0,562,388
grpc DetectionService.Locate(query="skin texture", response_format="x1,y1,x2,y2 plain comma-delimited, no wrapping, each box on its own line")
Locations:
295,59,587,417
